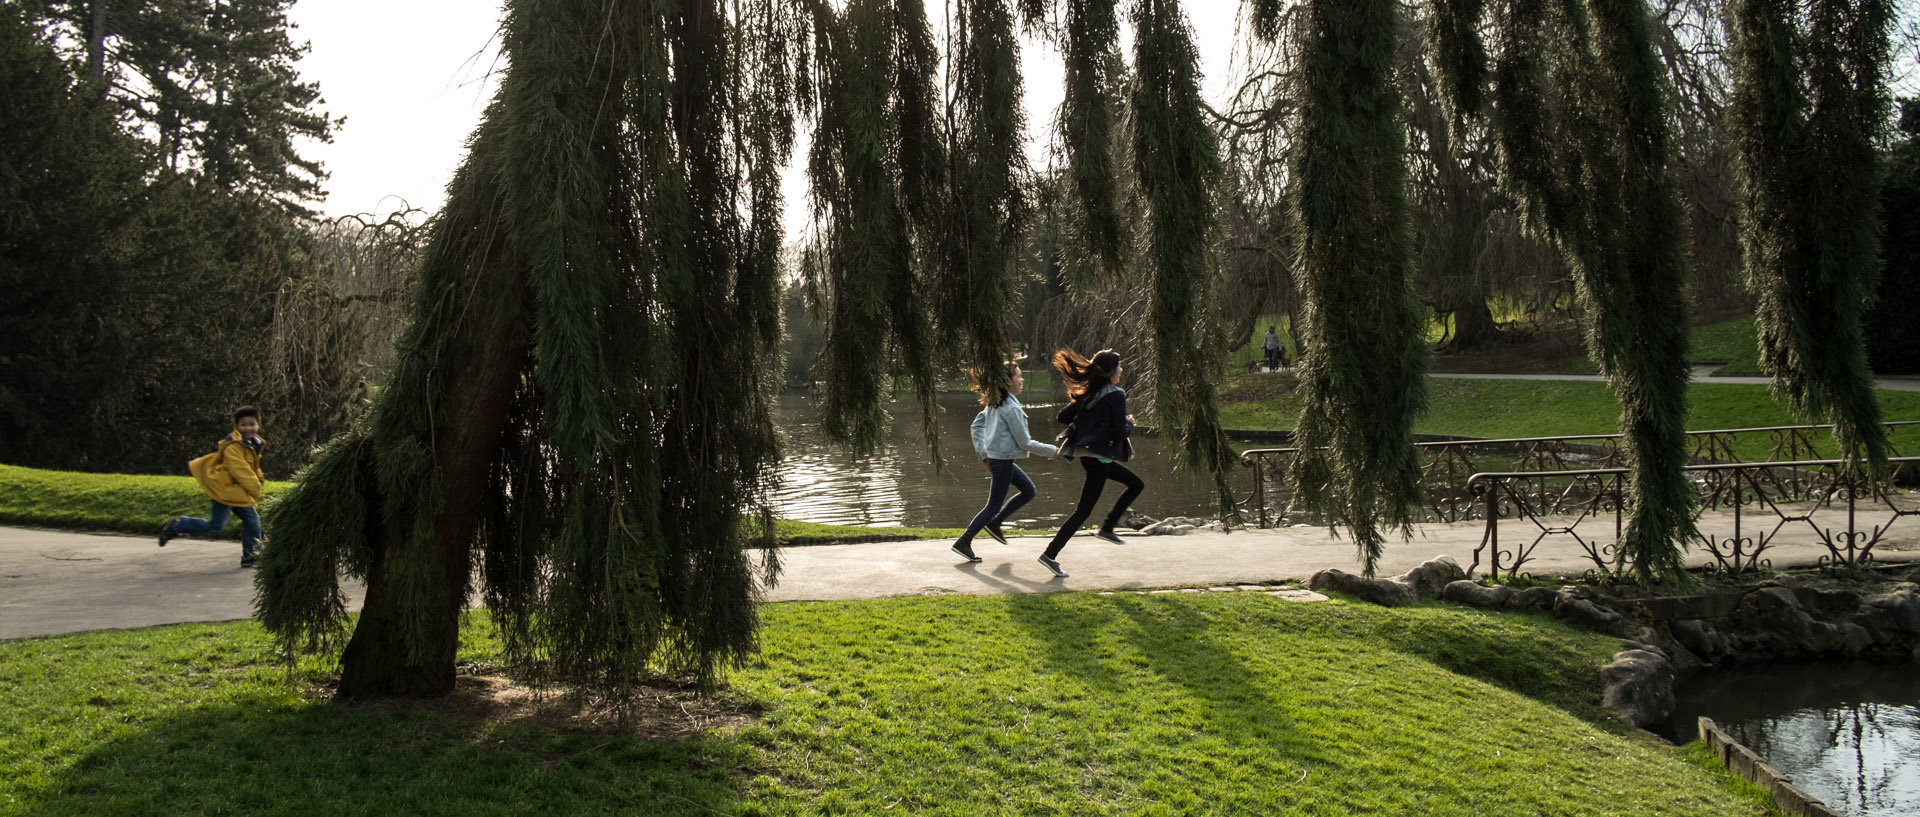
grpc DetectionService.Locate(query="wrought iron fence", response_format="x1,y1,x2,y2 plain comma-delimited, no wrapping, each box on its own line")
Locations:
1464,456,1920,580
1237,420,1919,528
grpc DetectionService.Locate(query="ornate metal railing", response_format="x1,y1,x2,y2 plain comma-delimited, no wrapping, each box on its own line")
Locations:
1464,456,1920,580
1237,420,1919,528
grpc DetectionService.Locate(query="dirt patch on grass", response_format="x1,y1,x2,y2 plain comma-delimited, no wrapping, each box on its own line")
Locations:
323,673,761,741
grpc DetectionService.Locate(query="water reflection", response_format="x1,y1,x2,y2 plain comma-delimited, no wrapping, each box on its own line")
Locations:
1660,660,1920,817
771,391,1225,528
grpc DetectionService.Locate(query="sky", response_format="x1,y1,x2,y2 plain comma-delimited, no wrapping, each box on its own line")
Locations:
285,2,1246,230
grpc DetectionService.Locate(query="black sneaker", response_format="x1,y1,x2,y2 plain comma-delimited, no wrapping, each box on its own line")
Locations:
1095,528,1125,545
240,554,257,568
951,542,981,563
1037,555,1068,578
157,519,178,548
984,522,1009,545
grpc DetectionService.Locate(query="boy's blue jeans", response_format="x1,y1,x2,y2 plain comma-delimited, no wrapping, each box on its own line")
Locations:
173,502,261,556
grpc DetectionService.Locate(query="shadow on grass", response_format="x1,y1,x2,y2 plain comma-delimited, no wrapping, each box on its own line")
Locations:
16,691,747,816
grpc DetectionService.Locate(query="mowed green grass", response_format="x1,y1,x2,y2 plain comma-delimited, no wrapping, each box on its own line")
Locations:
1220,375,1920,461
0,464,1004,546
0,594,1768,816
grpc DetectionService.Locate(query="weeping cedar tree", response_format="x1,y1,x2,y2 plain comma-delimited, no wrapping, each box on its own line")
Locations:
256,0,796,700
1250,0,1431,576
1729,0,1894,474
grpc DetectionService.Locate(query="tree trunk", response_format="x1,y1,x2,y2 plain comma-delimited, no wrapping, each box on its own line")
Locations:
1447,298,1497,348
87,0,106,87
336,158,531,699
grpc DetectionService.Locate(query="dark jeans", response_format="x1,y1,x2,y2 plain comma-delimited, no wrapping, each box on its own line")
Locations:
1044,458,1145,558
173,501,261,556
959,460,1036,546
1265,347,1282,369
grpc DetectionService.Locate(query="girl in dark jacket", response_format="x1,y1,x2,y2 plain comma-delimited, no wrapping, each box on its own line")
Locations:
1038,348,1143,578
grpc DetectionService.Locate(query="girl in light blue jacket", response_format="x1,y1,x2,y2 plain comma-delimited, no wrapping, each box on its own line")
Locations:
952,362,1058,563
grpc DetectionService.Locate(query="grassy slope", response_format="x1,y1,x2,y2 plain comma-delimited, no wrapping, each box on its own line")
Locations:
0,464,993,546
0,595,1766,816
1221,376,1920,459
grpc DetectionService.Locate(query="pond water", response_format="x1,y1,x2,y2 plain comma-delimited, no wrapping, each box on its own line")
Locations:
771,391,1230,529
1657,660,1920,817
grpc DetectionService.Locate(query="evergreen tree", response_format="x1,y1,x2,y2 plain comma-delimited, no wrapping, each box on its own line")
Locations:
257,0,796,700
1729,0,1895,471
29,0,339,211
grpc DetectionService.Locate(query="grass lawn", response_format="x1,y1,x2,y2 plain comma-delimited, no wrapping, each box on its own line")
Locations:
0,464,1001,547
1220,375,1920,461
0,594,1772,816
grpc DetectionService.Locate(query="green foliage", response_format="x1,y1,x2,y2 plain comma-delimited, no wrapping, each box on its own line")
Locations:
1129,0,1239,518
1279,0,1430,576
804,0,946,458
1057,0,1125,278
1,599,1764,815
1729,0,1896,470
29,0,339,210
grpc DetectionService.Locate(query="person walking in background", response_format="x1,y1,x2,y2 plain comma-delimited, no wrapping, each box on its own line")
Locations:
1263,325,1284,371
158,406,267,568
1039,348,1143,578
951,362,1058,564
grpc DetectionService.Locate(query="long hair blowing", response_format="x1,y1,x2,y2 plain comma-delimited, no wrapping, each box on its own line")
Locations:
1052,347,1119,404
971,361,1020,407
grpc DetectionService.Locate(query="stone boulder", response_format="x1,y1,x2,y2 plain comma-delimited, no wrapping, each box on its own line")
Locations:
1307,569,1417,607
1505,586,1560,613
1393,556,1468,599
1441,579,1514,609
1599,649,1677,728
1851,584,1920,643
1668,618,1728,660
1555,590,1627,635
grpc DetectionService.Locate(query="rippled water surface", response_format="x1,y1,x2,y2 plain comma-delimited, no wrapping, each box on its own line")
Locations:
1659,660,1920,817
771,391,1229,528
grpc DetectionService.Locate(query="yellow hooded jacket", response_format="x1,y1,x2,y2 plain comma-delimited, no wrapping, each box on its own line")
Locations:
187,431,266,508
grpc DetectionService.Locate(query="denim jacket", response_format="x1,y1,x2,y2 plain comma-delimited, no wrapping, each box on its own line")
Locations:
971,394,1059,461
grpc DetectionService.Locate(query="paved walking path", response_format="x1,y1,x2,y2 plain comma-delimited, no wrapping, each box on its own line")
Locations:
6,515,1916,642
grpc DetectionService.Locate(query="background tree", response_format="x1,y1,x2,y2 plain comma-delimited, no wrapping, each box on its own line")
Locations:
31,0,339,210
1864,99,1920,374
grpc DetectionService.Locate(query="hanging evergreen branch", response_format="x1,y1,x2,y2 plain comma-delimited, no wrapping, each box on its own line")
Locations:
1271,0,1429,576
1129,0,1238,517
936,0,1030,406
1057,0,1126,279
1730,0,1893,474
1428,0,1490,128
805,0,945,458
1473,0,1697,583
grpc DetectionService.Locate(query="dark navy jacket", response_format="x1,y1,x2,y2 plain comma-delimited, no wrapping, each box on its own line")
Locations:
1057,384,1133,462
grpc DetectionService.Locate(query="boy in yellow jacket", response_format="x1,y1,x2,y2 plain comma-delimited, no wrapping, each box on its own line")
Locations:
158,406,266,567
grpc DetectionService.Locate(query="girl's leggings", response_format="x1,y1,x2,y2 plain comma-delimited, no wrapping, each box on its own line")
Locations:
959,460,1035,546
1043,458,1144,558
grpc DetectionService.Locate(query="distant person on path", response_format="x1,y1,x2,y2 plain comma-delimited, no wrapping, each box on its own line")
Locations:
1263,325,1284,371
951,362,1058,564
158,406,266,568
1039,348,1142,578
